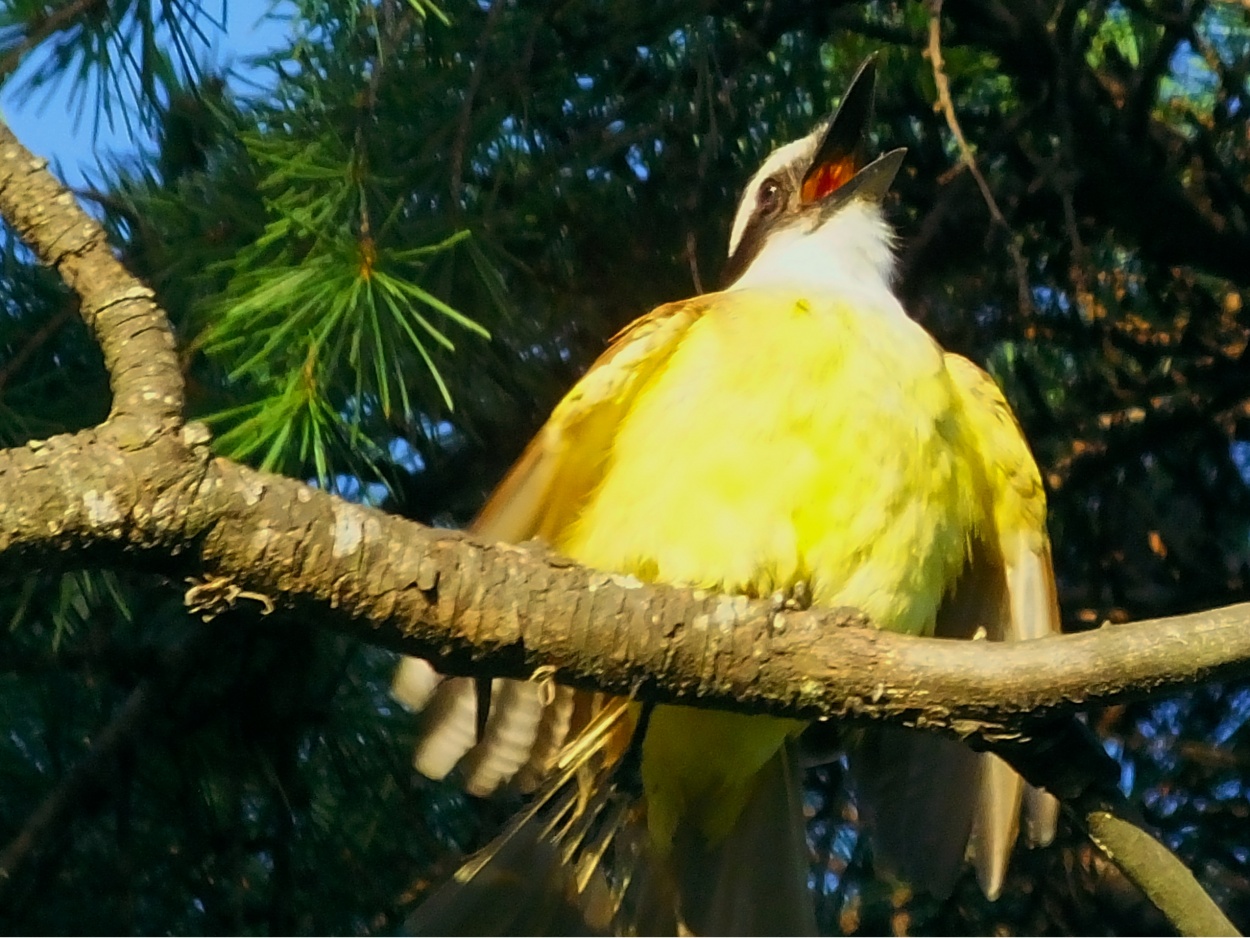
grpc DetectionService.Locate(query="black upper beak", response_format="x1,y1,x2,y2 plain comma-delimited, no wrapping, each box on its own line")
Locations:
802,57,878,196
801,56,905,207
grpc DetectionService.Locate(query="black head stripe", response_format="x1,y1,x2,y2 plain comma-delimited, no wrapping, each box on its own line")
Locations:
721,162,806,288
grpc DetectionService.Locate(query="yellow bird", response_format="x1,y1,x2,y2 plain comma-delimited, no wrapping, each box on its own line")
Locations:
395,59,1060,935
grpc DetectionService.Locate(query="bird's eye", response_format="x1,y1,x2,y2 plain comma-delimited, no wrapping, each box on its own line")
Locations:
756,178,784,217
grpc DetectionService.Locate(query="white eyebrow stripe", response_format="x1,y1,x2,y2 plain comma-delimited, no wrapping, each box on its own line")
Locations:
726,124,826,258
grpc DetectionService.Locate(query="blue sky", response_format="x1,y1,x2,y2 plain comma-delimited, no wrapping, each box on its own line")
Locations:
0,4,292,185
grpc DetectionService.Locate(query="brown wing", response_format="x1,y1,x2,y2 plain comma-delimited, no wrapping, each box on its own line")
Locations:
943,355,1061,894
943,354,1060,647
393,296,712,794
855,354,1061,899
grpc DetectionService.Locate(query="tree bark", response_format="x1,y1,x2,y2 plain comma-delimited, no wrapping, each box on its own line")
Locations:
0,119,1248,747
0,83,1242,935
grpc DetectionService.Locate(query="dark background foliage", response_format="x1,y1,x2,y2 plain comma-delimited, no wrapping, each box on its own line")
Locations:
0,0,1247,933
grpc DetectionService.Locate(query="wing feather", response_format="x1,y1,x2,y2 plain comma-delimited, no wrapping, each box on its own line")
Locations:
946,355,1061,884
859,356,1060,899
472,298,710,544
395,297,711,794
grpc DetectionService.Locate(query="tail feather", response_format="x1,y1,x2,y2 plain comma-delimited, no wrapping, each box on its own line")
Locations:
853,729,1058,900
393,657,443,711
1024,782,1060,847
403,673,554,796
458,679,545,797
515,685,577,793
856,521,1062,900
967,753,1024,900
403,700,674,936
673,742,817,936
851,727,980,898
1003,538,1063,851
404,785,614,936
404,703,817,936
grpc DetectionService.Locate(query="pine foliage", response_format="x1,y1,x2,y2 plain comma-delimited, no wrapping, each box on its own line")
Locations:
0,0,1248,933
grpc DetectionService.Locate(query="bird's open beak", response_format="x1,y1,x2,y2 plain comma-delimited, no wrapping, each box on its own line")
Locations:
802,57,906,206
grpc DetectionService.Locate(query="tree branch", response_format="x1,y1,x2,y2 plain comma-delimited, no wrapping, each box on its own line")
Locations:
0,298,78,396
4,419,1250,744
942,0,1250,287
994,718,1239,937
0,620,213,896
0,109,1244,743
1087,811,1237,937
0,0,109,85
0,682,155,890
925,0,1032,317
0,98,1241,934
0,123,184,445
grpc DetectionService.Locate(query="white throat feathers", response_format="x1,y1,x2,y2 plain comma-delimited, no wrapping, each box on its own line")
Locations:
728,197,897,298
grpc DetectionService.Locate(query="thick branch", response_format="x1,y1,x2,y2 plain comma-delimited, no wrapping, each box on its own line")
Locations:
171,502,1250,740
0,84,1238,935
0,100,1244,743
2,423,1250,744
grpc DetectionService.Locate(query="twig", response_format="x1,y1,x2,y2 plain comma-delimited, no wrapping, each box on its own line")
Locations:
0,300,78,396
1050,53,1095,310
994,719,1239,937
0,682,153,890
0,622,213,894
449,0,506,213
1048,386,1250,490
826,8,924,47
925,0,1032,317
685,230,704,294
688,35,717,294
0,0,108,86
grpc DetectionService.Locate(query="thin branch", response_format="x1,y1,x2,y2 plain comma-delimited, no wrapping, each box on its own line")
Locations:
449,0,505,213
1048,384,1250,490
1050,38,1095,310
0,682,155,891
0,299,78,396
1086,812,1237,937
926,0,1033,317
826,7,925,47
684,230,704,294
996,719,1239,937
940,0,1250,287
0,0,108,86
0,123,184,442
0,622,212,894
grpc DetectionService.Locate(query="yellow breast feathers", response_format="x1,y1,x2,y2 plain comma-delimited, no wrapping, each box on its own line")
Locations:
561,287,987,638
